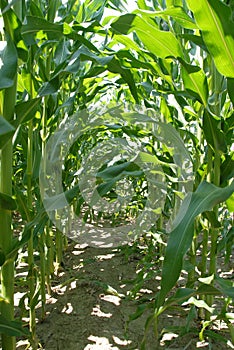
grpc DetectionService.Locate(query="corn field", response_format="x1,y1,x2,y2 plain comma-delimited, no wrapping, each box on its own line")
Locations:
0,0,233,349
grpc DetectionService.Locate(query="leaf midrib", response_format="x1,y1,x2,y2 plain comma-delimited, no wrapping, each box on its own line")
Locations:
207,2,234,70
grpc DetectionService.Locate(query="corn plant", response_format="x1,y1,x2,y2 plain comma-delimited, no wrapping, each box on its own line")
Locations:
107,0,234,347
0,0,233,349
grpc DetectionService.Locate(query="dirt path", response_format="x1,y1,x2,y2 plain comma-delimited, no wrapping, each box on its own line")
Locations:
15,243,233,350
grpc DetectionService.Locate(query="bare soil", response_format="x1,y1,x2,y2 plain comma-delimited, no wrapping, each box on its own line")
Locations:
15,242,233,350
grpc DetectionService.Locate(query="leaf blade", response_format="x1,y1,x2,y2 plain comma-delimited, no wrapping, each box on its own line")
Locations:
157,181,234,308
187,0,234,78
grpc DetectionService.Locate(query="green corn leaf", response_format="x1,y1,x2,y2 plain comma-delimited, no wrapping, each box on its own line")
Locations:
0,315,29,337
160,288,195,312
111,13,136,35
227,78,234,105
21,16,63,36
187,0,234,78
203,211,221,228
135,7,198,29
7,228,32,260
0,192,17,211
38,76,60,96
107,58,139,103
0,248,6,266
215,275,234,299
21,15,63,44
157,181,234,308
226,193,234,212
14,97,41,127
0,34,18,90
14,188,33,221
54,38,71,66
96,162,139,180
180,33,207,51
203,110,227,152
96,179,117,199
181,61,208,106
220,154,234,184
111,14,184,59
133,15,184,59
43,184,80,211
0,116,15,148
63,23,100,53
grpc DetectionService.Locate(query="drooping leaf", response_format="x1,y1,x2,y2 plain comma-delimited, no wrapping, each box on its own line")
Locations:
160,288,195,312
107,57,139,102
0,315,29,337
111,13,136,35
111,14,184,59
183,297,215,314
0,247,6,266
203,110,227,152
157,181,234,308
14,188,33,221
180,33,207,51
135,7,198,29
187,0,234,78
63,23,100,53
180,61,208,106
0,116,15,148
227,78,234,105
215,275,234,299
220,153,234,184
0,35,18,90
43,184,80,211
21,16,63,45
0,192,17,211
38,76,60,96
96,161,140,180
134,15,184,59
54,38,71,66
14,97,41,126
96,179,117,198
226,192,234,212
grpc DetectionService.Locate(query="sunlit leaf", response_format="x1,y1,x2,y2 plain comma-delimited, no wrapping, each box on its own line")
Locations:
21,15,63,44
111,14,184,59
157,181,234,308
187,0,234,78
181,61,208,106
135,7,198,29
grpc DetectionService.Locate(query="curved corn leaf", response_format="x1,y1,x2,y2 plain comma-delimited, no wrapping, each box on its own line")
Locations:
227,78,234,105
181,61,208,106
187,0,234,78
111,14,184,59
0,116,15,148
135,7,198,29
0,192,17,211
157,181,234,308
42,184,80,211
203,110,227,152
0,315,29,337
14,97,41,127
134,16,184,59
21,15,63,44
0,35,18,90
107,58,139,102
